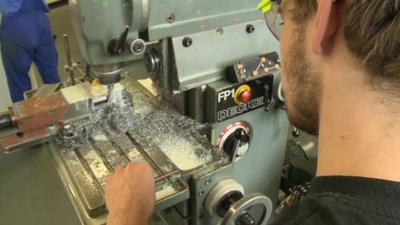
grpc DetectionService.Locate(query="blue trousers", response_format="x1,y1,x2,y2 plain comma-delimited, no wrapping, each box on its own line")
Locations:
0,12,61,102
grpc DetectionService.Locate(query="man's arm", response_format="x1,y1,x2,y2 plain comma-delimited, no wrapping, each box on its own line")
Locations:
105,163,155,225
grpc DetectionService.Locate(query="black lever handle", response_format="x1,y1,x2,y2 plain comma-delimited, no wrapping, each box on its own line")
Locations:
108,25,130,55
264,82,273,111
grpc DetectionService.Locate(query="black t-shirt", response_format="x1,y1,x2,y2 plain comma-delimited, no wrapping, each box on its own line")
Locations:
272,176,400,225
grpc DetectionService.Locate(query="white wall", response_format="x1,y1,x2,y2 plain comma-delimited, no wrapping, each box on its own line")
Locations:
0,50,11,111
0,15,11,110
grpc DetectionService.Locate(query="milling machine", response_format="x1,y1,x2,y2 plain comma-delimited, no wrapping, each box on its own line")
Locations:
0,1,290,225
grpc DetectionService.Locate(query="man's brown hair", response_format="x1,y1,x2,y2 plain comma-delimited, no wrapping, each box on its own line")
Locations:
286,0,400,94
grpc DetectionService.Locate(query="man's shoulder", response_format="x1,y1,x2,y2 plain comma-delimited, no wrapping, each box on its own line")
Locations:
270,193,338,225
271,177,400,225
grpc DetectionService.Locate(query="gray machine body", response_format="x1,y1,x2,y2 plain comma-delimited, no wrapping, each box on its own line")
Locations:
69,0,280,87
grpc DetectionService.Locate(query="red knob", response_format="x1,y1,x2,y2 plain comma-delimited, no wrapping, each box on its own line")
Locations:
239,90,252,103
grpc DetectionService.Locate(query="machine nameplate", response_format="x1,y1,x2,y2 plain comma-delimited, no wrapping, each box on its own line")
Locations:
207,77,273,122
217,97,264,121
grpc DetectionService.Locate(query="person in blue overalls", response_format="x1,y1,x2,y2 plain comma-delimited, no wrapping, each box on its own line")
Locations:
0,0,61,102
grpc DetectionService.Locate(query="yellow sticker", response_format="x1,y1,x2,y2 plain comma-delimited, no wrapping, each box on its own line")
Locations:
257,0,273,13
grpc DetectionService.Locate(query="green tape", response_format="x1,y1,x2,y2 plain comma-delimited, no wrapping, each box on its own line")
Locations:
257,0,273,13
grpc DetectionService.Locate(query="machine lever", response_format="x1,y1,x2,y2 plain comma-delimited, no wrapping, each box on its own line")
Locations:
63,34,76,85
223,128,250,162
108,26,130,55
263,82,273,111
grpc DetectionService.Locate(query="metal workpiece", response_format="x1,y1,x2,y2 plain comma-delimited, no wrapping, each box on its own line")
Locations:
108,88,136,133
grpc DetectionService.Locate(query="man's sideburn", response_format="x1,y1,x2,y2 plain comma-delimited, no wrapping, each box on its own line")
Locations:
281,25,322,135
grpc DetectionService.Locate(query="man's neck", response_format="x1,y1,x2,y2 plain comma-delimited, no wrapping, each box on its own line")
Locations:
316,67,400,182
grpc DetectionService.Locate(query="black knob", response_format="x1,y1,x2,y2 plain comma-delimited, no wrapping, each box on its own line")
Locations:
108,26,130,55
292,126,301,137
223,128,250,160
182,37,193,47
235,129,250,144
246,24,255,33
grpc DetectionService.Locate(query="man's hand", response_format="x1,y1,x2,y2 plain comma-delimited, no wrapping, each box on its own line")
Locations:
105,163,155,225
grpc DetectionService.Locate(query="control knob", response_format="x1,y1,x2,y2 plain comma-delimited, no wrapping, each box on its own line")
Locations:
216,121,251,162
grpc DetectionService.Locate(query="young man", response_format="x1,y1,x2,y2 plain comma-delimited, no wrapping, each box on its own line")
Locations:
104,0,400,224
0,0,61,102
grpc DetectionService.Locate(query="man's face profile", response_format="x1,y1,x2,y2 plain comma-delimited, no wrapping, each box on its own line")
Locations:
279,2,322,135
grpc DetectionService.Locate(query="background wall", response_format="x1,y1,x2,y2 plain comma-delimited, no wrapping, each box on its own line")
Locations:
0,1,82,110
0,55,11,111
0,15,11,111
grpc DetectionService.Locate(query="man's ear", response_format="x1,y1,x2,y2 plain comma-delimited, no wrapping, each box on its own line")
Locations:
312,0,342,55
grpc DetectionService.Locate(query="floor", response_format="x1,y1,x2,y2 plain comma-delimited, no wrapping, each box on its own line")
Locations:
0,144,81,225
